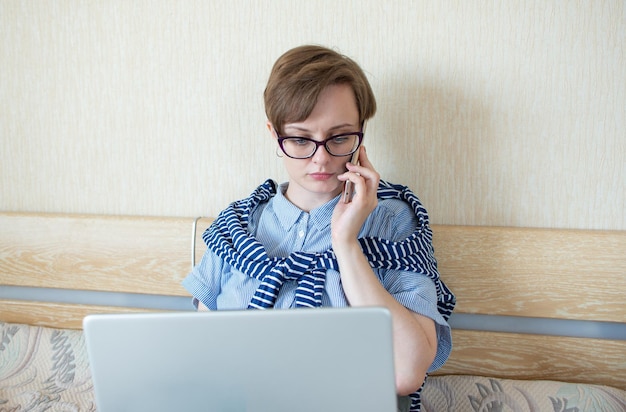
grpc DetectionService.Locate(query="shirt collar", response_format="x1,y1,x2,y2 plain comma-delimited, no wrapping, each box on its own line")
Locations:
272,183,339,232
272,183,304,231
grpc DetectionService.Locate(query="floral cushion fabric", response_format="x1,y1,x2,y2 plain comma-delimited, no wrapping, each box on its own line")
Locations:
422,375,626,412
1,322,624,412
0,322,94,411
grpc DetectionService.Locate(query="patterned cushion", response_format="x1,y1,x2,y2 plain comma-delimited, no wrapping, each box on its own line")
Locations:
0,322,94,411
423,375,626,412
1,322,625,411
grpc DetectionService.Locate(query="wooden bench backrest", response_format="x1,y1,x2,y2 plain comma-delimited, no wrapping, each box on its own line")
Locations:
1,212,624,389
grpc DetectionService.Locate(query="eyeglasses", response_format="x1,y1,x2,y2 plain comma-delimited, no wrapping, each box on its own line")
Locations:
276,131,364,159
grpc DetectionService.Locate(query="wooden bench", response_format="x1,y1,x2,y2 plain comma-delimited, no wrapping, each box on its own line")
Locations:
1,212,625,391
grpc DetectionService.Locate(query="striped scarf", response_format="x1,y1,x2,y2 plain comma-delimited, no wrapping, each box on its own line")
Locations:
202,179,455,320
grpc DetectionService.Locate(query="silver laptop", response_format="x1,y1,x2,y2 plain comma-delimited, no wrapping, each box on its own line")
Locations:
84,307,397,412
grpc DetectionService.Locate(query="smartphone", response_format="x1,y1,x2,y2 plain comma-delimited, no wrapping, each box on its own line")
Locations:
342,148,360,203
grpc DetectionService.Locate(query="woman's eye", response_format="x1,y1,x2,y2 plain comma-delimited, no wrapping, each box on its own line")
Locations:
331,137,349,144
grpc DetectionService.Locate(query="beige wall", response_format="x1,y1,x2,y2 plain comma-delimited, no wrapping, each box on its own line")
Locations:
1,1,624,230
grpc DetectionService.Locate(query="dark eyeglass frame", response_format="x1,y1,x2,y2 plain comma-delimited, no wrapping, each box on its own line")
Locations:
276,131,364,159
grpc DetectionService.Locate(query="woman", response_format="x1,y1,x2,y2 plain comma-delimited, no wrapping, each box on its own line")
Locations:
183,45,454,412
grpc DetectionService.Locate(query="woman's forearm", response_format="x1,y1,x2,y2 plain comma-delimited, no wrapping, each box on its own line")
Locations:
333,240,437,395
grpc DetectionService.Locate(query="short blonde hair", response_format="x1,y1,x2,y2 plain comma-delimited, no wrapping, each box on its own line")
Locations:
264,45,376,134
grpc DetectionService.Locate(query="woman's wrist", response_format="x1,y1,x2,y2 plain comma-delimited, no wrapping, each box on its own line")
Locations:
331,236,362,260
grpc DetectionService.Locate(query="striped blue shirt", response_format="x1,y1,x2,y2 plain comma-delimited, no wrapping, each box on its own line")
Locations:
183,182,452,374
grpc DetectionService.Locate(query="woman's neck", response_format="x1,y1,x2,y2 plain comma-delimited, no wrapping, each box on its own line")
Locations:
283,183,341,213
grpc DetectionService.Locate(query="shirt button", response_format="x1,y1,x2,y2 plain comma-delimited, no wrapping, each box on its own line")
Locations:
298,230,305,238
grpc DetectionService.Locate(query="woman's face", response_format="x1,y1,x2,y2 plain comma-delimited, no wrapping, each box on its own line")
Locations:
272,84,361,211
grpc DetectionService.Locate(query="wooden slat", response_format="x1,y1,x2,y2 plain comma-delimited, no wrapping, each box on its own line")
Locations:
0,299,163,330
0,212,194,296
432,329,626,390
432,225,626,323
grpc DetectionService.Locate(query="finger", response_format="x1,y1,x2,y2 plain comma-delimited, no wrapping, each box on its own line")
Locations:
346,147,371,173
344,167,379,202
354,146,372,168
346,148,379,185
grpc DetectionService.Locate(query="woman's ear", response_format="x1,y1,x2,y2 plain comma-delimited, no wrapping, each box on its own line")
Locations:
267,122,283,158
266,121,276,138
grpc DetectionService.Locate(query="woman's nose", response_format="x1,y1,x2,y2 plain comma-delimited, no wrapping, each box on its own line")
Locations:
311,144,332,164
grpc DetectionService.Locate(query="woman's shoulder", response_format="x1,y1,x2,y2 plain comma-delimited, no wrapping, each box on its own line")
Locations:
364,197,419,241
376,195,416,214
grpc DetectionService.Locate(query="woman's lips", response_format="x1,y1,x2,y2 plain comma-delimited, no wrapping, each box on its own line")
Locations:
309,172,334,181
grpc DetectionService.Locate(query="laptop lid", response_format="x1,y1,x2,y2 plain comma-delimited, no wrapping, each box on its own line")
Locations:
83,307,397,412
